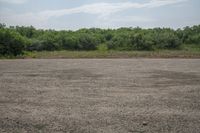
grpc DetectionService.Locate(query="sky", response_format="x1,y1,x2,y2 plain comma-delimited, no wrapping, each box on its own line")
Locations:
0,0,200,30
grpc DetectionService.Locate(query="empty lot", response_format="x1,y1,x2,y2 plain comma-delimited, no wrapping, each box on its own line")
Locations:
0,59,200,133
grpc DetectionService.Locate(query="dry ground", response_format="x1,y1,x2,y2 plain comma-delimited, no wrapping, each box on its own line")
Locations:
0,59,200,133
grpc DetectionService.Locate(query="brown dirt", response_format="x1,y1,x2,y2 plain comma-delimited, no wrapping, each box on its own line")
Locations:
0,59,200,133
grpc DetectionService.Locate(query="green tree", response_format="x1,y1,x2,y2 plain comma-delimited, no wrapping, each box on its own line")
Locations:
0,29,28,56
77,34,98,50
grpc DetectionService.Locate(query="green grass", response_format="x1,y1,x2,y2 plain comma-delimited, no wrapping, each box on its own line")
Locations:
181,44,200,52
1,44,200,59
22,50,200,59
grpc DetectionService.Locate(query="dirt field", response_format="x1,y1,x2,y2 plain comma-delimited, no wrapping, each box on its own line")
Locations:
0,59,200,133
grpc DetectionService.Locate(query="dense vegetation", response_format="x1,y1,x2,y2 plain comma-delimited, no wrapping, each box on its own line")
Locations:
0,23,200,56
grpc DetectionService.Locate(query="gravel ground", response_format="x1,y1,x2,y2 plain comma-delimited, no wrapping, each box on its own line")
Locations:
0,59,200,133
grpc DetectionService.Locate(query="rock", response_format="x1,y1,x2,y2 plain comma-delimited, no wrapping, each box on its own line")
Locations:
142,121,148,126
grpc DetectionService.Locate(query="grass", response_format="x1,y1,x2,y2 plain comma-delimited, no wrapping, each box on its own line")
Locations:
181,44,200,52
22,50,200,59
1,44,200,59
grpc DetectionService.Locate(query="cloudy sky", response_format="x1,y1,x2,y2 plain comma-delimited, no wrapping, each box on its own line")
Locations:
0,0,200,30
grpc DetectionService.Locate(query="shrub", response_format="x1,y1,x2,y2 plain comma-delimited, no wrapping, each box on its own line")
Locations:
107,34,130,50
130,33,154,50
61,36,78,50
153,33,181,49
97,43,108,51
77,34,98,50
0,29,28,56
26,39,59,51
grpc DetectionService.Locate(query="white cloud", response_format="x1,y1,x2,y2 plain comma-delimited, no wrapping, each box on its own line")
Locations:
0,0,27,4
39,0,187,19
93,15,156,29
146,0,188,8
0,0,188,29
109,16,155,23
0,11,48,28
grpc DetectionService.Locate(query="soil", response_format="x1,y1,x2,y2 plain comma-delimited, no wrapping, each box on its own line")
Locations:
0,59,200,133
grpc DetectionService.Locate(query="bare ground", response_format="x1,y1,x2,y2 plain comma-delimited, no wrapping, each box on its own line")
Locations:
0,59,200,133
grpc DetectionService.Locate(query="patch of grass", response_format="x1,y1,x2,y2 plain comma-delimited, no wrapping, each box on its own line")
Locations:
97,44,108,52
19,50,200,59
1,44,200,59
0,54,24,59
181,44,200,52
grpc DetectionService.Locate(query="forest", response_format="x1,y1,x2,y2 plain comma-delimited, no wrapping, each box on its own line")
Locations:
0,23,200,56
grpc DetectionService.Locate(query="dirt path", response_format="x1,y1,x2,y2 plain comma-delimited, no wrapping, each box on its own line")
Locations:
0,59,200,133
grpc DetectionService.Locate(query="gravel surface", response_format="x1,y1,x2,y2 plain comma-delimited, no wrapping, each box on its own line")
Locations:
0,59,200,133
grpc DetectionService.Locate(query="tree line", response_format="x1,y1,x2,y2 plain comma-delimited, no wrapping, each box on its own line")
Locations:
0,23,200,56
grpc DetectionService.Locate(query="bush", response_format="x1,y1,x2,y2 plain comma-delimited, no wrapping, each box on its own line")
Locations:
97,43,108,51
27,39,59,51
153,32,181,49
0,29,28,56
130,33,154,50
186,34,200,44
107,34,130,50
61,36,78,50
0,23,200,55
77,34,98,50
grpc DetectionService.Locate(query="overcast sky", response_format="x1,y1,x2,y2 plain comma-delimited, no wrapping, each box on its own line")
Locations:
0,0,200,30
